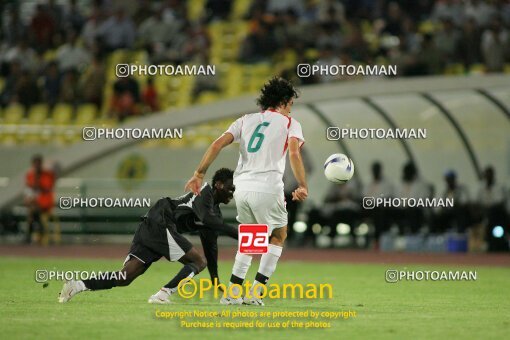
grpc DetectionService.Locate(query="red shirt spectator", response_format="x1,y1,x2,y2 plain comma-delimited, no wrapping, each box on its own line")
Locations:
25,156,55,212
142,78,159,112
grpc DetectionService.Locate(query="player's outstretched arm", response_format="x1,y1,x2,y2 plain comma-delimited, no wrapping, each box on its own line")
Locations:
288,137,308,201
184,133,234,195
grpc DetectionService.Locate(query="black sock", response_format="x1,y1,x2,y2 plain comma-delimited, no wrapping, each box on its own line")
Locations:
164,264,199,289
255,272,269,285
82,274,118,291
230,274,244,285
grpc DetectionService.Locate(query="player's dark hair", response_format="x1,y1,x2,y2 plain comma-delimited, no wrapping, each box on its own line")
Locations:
256,77,299,110
212,168,234,186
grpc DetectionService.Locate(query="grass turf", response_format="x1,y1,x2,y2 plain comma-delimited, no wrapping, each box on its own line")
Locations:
0,256,509,339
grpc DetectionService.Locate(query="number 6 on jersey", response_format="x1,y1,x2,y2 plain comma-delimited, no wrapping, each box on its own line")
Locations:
247,122,270,153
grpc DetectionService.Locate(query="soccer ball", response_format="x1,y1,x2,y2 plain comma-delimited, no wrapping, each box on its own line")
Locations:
324,153,354,183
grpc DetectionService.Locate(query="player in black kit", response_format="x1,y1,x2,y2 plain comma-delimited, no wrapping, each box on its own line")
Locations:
58,168,237,304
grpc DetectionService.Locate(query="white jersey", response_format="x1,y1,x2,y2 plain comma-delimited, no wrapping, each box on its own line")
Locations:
225,109,305,195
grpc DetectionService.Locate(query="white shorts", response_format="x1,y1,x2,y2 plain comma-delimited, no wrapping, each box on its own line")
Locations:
234,190,288,234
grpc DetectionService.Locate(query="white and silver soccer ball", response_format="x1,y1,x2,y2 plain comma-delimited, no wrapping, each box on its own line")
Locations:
324,153,354,183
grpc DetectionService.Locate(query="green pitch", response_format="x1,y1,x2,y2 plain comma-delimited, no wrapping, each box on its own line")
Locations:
1,257,509,339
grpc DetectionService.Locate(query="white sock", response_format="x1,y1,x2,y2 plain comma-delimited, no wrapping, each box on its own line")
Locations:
231,251,252,280
229,252,252,297
257,244,283,281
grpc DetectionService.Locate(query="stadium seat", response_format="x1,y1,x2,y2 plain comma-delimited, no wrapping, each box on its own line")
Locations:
52,103,73,125
231,0,252,20
4,103,25,124
469,64,486,75
197,91,220,104
43,49,57,62
445,64,465,75
27,104,49,125
0,77,5,93
418,20,438,34
75,104,97,125
187,0,206,21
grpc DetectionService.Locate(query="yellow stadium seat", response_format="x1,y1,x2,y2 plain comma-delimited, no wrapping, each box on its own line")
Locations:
187,0,206,21
27,104,49,124
231,0,252,20
418,20,438,34
444,63,465,75
197,91,220,104
469,64,486,75
75,104,97,125
504,64,510,74
43,49,57,62
0,77,5,93
52,103,73,125
305,48,320,60
4,103,24,124
130,50,148,64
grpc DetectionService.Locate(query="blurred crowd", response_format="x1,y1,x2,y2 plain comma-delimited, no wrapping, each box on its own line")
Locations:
1,0,510,120
303,161,509,251
270,0,510,83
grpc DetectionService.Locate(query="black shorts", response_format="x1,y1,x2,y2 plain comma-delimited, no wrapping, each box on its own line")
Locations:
126,198,193,265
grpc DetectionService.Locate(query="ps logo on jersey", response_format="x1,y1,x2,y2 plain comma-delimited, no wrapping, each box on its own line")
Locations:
238,224,269,254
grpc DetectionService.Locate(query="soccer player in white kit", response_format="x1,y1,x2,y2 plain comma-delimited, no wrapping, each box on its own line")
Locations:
185,77,308,305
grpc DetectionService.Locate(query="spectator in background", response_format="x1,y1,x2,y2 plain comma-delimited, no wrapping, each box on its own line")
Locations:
80,54,105,108
301,0,319,24
382,2,405,37
476,166,508,249
477,166,507,212
24,155,56,245
274,9,310,49
431,0,464,26
464,0,496,28
14,70,40,112
30,4,56,52
81,6,103,49
141,77,159,112
97,8,136,51
316,45,343,83
46,0,64,33
267,0,305,14
59,69,80,106
3,39,38,72
2,6,26,46
418,33,444,74
62,0,85,33
182,23,211,64
396,162,431,234
240,22,278,63
342,20,370,62
319,178,363,239
317,0,345,25
363,161,395,244
0,61,22,106
205,0,232,22
316,22,343,52
110,76,140,121
432,170,470,233
435,17,462,64
138,6,180,50
42,61,61,108
481,17,509,73
56,30,91,72
162,0,188,23
283,148,313,243
457,17,482,68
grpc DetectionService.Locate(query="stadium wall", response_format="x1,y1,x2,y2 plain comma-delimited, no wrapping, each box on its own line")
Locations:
1,75,509,208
